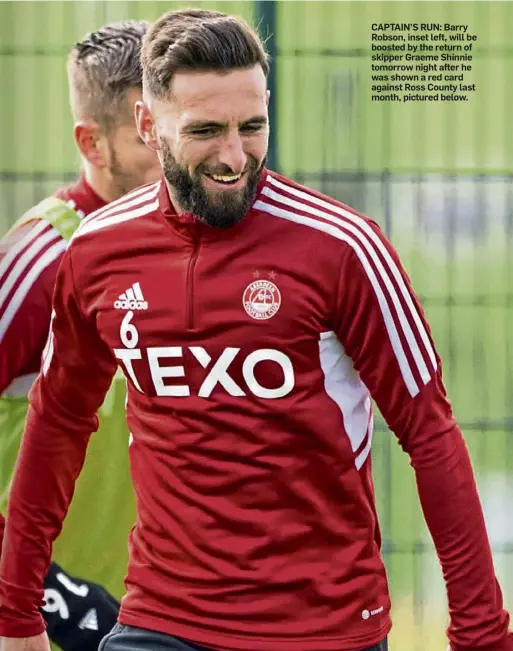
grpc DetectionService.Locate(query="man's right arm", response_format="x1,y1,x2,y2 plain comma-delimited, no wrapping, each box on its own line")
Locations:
0,244,117,638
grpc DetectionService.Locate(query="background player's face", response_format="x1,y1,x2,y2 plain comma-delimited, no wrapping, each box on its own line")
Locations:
104,88,161,198
138,65,269,229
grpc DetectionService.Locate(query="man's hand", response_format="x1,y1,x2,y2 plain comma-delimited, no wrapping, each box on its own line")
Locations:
0,633,51,651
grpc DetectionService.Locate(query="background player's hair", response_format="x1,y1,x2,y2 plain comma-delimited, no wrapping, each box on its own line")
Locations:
67,20,149,132
141,8,269,100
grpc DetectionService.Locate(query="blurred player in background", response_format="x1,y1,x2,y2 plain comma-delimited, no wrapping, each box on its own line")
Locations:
0,20,160,651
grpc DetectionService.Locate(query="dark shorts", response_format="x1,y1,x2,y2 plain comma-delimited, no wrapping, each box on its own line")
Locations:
100,623,388,651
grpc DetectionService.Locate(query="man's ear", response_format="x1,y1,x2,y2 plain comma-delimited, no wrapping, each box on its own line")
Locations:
73,122,108,168
135,101,159,151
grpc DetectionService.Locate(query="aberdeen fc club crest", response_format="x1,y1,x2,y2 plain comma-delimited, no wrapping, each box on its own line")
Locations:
243,272,281,320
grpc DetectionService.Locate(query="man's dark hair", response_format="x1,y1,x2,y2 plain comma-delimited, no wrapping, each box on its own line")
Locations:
141,8,269,100
68,20,149,132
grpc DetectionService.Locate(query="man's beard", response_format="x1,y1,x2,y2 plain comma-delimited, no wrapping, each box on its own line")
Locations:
160,140,265,229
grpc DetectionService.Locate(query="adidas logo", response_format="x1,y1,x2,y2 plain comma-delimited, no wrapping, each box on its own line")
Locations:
78,608,99,632
114,282,148,310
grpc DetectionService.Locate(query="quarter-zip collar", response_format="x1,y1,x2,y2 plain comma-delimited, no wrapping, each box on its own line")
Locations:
157,169,268,243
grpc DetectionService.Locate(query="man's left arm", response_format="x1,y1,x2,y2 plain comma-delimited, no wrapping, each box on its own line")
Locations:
332,219,513,651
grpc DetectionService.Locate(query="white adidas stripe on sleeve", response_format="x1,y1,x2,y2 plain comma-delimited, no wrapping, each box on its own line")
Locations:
256,180,437,398
76,182,160,234
0,219,49,285
266,177,437,375
0,222,65,344
0,239,67,342
74,198,160,240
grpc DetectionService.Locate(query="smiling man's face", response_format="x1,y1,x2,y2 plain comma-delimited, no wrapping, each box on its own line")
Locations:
137,64,269,228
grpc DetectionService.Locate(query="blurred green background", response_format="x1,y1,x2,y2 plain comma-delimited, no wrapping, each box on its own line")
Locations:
1,2,512,650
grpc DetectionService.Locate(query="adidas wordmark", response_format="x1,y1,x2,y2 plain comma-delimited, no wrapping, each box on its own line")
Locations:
114,282,148,310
